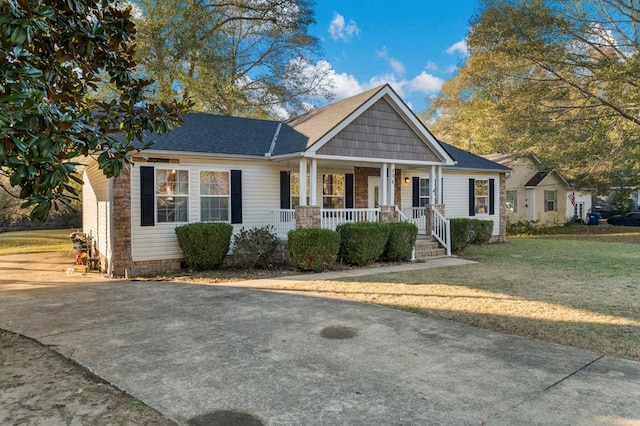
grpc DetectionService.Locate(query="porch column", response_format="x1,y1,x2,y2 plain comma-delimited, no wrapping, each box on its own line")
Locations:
437,166,443,204
430,166,436,204
299,158,307,206
309,158,318,205
389,163,396,205
381,163,388,205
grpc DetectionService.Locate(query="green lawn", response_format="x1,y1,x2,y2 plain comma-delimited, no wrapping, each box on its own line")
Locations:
263,227,640,361
0,229,75,255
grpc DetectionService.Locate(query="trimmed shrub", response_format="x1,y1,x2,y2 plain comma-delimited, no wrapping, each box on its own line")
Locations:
175,222,233,270
288,228,340,272
231,226,280,269
450,218,494,252
384,222,418,261
337,221,390,265
473,220,493,245
450,218,475,252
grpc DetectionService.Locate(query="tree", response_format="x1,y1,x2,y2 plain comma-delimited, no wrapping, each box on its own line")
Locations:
133,0,333,118
426,0,640,191
0,0,188,220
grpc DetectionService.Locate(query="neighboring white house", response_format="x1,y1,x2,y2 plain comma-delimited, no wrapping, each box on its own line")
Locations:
83,84,511,276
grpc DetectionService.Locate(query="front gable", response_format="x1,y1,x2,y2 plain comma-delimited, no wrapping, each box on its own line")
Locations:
289,84,454,166
316,98,442,162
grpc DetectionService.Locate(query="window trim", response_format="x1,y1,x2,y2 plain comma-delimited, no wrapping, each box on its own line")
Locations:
419,177,430,207
544,190,557,212
474,179,490,215
506,190,517,213
199,169,231,222
155,167,190,224
322,173,345,209
290,172,310,208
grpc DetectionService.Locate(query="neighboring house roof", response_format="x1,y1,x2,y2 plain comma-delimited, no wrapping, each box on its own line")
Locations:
484,152,570,187
442,143,512,172
483,152,542,169
525,171,549,187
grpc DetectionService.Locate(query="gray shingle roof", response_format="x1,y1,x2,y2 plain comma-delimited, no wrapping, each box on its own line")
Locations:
441,142,512,172
139,112,509,173
144,113,306,156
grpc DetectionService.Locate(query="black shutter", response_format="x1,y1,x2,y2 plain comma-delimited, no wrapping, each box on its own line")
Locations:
345,173,354,208
489,179,495,215
412,177,420,207
280,171,291,209
230,170,242,224
468,178,476,216
140,166,155,226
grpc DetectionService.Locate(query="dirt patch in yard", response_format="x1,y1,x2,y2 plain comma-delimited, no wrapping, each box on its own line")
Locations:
0,252,176,425
0,330,175,425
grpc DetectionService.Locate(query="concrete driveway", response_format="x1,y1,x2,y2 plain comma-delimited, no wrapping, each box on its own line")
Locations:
0,253,639,425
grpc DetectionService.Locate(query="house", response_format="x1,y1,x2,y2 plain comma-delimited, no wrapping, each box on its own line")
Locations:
83,84,511,277
483,153,592,225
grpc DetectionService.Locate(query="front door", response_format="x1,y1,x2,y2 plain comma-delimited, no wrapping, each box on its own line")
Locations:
368,176,380,208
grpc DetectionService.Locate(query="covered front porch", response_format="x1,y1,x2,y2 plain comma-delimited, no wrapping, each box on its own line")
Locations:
270,158,451,256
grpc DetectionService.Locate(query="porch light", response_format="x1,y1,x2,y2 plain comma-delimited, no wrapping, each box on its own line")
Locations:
404,177,410,184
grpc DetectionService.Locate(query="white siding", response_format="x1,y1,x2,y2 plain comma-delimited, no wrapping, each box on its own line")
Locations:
442,171,502,236
82,164,112,259
400,168,503,236
566,191,592,222
130,158,283,262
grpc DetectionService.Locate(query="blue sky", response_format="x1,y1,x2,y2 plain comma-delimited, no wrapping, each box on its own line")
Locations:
307,1,480,113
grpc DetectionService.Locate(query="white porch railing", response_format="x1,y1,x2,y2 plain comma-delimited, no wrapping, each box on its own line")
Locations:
395,206,409,222
403,207,427,234
321,208,380,231
431,206,451,256
270,209,296,239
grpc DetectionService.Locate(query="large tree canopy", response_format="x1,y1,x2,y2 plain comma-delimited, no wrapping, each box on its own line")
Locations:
133,0,333,118
426,0,640,191
0,0,188,220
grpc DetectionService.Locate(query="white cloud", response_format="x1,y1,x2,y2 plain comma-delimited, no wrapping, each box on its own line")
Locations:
409,72,445,94
293,59,445,112
446,39,468,56
328,12,361,42
424,61,438,71
376,47,406,75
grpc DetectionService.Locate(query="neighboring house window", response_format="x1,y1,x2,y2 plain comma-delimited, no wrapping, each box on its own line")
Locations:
506,190,517,213
290,173,309,208
544,190,557,212
323,174,344,208
475,179,489,214
156,169,189,223
200,171,230,222
419,178,430,207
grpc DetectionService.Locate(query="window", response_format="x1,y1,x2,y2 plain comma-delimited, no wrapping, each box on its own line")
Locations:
323,174,344,209
290,173,309,208
200,171,230,222
475,179,489,214
156,169,189,223
419,178,430,207
544,190,557,212
506,190,517,213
